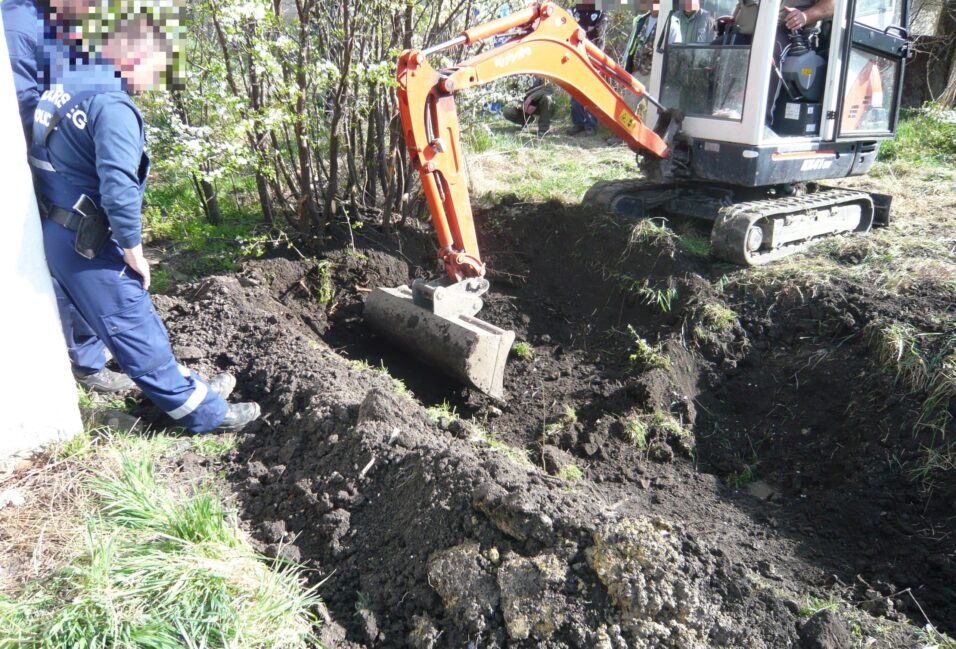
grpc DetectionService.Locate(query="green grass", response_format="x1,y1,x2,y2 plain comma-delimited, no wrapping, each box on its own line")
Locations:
557,464,584,481
651,409,689,439
512,341,534,360
150,267,173,294
916,625,956,649
727,459,758,489
918,352,955,436
626,417,648,451
426,401,458,423
700,303,738,332
870,322,932,392
0,451,319,648
616,275,678,313
878,104,956,167
678,232,712,257
798,593,840,618
191,433,239,458
371,362,413,399
626,220,674,250
466,124,637,203
143,175,266,276
626,326,671,370
316,260,334,304
469,425,534,469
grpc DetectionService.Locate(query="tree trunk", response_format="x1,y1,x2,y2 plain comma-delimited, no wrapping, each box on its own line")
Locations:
192,174,222,225
936,0,956,104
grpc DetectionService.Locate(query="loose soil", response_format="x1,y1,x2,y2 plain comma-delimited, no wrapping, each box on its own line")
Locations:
147,197,954,648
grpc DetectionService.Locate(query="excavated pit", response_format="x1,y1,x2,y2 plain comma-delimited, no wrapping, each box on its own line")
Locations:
149,200,954,648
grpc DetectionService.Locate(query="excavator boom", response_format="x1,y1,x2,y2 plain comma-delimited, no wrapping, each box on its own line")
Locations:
366,1,679,398
395,1,673,281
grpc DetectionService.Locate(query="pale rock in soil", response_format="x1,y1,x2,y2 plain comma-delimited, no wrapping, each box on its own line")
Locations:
587,516,741,648
426,542,500,635
496,552,568,640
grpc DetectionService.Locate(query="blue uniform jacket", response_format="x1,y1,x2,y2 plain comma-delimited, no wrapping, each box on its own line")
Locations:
2,0,44,136
33,64,148,250
3,0,86,140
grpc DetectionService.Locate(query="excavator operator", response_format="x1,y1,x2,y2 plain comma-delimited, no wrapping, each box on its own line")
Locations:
730,0,835,123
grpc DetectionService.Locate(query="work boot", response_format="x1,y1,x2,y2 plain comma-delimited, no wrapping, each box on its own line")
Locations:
566,124,586,135
207,372,237,400
213,402,261,432
75,367,135,393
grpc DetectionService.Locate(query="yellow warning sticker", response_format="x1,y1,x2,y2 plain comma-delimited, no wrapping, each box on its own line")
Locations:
802,67,813,76
618,108,638,131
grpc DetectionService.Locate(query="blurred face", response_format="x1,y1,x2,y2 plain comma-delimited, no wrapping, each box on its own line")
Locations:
651,0,661,15
637,0,653,13
102,25,170,94
49,0,95,21
682,0,700,11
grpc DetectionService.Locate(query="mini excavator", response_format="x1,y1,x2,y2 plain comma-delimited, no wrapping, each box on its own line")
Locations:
365,0,911,398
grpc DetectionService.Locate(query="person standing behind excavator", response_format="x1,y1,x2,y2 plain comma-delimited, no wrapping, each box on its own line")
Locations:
623,0,679,116
30,17,261,432
672,0,715,43
568,2,608,135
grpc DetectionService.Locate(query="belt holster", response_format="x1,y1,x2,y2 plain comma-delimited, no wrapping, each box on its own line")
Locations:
72,195,111,260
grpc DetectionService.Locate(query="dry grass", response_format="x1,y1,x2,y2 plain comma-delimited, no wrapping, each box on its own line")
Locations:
0,427,182,594
0,436,100,592
738,164,956,295
466,124,637,204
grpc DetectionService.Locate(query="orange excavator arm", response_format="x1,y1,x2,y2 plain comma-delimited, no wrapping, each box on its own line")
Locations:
397,1,677,282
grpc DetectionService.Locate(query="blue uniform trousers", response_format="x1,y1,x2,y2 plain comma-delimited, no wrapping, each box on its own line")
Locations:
51,276,109,375
42,219,229,432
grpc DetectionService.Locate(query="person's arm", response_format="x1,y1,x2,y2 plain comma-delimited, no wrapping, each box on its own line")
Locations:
2,8,40,139
89,95,151,287
783,0,834,29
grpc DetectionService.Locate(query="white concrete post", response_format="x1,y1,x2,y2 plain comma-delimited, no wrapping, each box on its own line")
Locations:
0,14,83,467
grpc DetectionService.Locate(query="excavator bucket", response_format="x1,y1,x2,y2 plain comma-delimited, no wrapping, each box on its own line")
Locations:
364,279,515,399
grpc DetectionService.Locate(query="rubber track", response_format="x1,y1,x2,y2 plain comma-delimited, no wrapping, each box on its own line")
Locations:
711,188,874,266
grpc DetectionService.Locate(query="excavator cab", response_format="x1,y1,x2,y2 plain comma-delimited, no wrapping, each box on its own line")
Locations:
641,0,910,182
366,0,912,397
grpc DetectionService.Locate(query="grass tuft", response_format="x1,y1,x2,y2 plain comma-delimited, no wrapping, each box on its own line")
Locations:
426,401,458,423
192,433,239,458
626,326,671,370
0,453,319,649
626,417,649,451
557,464,584,481
512,341,534,360
798,593,840,618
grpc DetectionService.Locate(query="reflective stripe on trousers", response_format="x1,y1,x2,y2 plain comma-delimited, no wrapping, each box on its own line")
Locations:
41,219,229,432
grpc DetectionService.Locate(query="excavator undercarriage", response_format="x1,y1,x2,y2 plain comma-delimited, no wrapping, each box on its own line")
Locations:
585,179,885,266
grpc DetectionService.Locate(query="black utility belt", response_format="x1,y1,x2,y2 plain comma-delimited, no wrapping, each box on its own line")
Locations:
42,195,112,260
44,205,86,231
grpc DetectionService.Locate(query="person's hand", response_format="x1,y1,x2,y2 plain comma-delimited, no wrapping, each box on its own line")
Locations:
783,6,807,29
523,96,537,115
123,244,151,291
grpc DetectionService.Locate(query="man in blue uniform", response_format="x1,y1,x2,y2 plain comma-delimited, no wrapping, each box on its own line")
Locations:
29,17,260,432
3,0,138,392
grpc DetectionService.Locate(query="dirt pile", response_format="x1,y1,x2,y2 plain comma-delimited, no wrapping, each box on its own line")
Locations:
146,200,952,648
